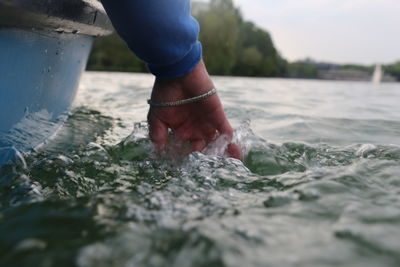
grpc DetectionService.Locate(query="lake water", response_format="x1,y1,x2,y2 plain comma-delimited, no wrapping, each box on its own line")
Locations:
1,72,400,267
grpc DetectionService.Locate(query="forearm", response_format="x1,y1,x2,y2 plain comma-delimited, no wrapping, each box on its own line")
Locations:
100,0,202,78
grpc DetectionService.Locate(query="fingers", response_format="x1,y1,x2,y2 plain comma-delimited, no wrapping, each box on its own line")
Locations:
214,119,234,140
175,121,215,142
209,110,242,159
197,124,218,143
148,110,168,150
190,139,207,152
227,143,242,160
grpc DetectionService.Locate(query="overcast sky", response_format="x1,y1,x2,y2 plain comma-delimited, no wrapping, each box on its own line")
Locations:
226,0,400,64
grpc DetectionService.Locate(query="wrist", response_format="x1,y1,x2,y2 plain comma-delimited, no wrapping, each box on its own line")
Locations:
148,88,217,107
151,60,214,103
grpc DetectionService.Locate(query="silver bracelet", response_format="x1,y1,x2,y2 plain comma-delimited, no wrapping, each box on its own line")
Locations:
147,88,217,107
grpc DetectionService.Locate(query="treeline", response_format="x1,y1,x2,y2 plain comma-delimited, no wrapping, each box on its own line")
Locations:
286,59,400,81
87,0,400,81
87,0,288,77
86,32,146,73
385,61,400,81
194,0,287,76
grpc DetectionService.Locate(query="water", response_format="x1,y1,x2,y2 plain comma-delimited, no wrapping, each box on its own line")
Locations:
1,72,400,267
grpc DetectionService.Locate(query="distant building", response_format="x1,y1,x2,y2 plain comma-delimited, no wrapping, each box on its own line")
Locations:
295,58,397,82
318,69,396,82
297,58,341,71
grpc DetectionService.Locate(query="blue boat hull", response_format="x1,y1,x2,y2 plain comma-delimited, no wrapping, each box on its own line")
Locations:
0,0,112,165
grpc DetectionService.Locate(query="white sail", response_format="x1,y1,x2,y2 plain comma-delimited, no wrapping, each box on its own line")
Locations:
372,64,383,83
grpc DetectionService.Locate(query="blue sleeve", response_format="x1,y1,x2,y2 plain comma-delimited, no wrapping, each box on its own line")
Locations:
100,0,202,78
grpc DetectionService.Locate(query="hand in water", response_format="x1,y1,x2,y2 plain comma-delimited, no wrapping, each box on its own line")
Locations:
147,60,241,159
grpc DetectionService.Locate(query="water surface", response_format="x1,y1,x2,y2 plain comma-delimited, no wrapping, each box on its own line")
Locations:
1,72,400,267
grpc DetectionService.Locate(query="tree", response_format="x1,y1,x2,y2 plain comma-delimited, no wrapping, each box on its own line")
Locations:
196,0,241,75
87,0,289,78
287,63,318,79
385,61,400,81
87,33,146,72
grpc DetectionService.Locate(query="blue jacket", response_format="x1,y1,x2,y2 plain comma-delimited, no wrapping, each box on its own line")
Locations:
101,0,202,78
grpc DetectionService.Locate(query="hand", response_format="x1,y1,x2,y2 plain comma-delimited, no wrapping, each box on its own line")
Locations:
147,60,241,159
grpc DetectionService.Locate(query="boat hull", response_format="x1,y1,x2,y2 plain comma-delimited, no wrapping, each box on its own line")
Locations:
0,0,113,165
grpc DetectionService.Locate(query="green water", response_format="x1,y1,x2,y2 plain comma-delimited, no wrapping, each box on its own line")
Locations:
1,73,400,267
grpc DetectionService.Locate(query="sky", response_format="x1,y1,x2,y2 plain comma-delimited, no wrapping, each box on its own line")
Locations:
226,0,400,65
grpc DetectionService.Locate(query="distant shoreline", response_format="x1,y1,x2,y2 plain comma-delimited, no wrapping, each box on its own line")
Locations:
87,0,400,82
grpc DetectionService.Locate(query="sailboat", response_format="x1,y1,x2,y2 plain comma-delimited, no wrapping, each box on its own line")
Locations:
372,64,383,83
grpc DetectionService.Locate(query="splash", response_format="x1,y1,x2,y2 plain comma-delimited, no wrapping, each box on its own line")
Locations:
3,113,400,267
